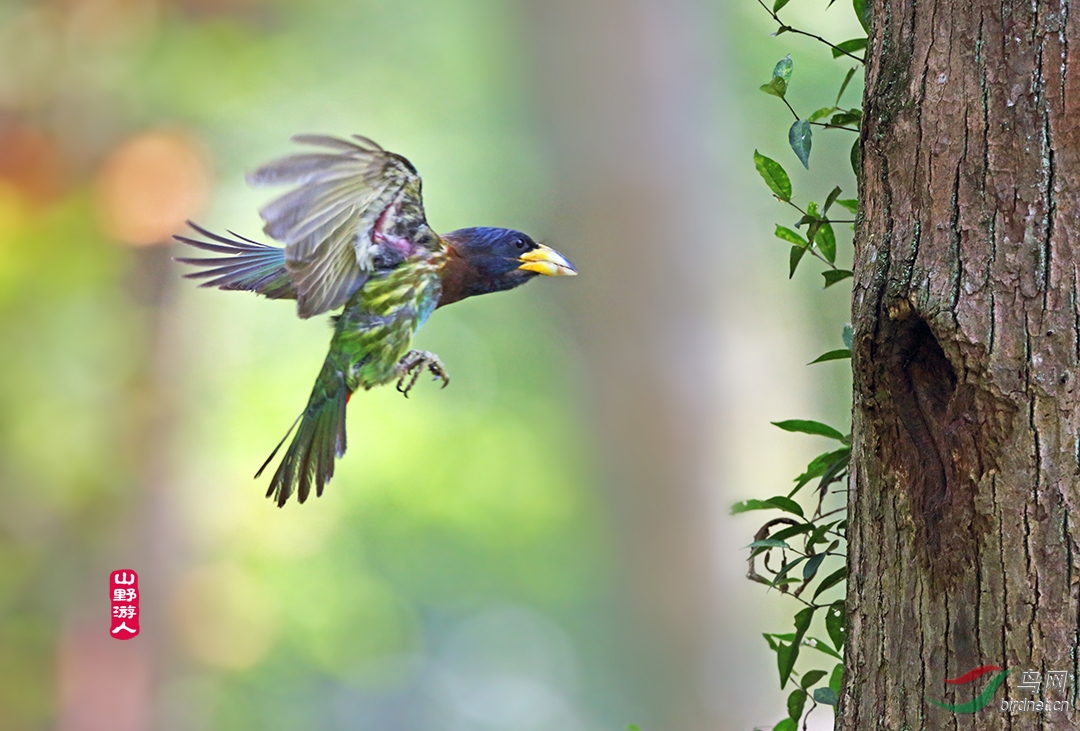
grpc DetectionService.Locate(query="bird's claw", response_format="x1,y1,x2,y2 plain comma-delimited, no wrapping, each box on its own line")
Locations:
395,350,449,397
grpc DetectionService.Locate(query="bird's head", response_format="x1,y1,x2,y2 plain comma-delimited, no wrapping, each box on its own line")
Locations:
438,227,576,307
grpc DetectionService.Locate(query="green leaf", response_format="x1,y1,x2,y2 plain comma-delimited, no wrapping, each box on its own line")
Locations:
793,608,815,648
803,636,843,660
817,221,836,262
800,669,828,689
627,726,641,731
772,718,797,731
823,186,843,213
829,663,843,694
836,66,857,105
772,419,847,441
775,225,808,246
802,552,826,581
760,77,788,98
772,55,793,83
788,120,812,169
802,201,821,246
815,450,851,492
830,37,868,58
831,109,862,127
850,138,861,178
826,600,846,650
835,198,859,214
731,499,771,514
791,448,851,495
807,521,838,548
812,566,848,600
769,523,816,542
808,106,837,122
842,324,853,349
754,150,792,201
789,245,808,278
777,642,795,689
787,689,807,721
823,269,854,287
769,556,807,589
809,349,852,364
773,0,792,11
779,607,815,688
807,524,829,548
747,538,792,549
814,687,839,706
765,495,805,516
732,497,805,516
852,0,870,34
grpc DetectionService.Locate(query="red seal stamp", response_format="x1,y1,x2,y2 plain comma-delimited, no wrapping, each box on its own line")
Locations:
109,570,140,640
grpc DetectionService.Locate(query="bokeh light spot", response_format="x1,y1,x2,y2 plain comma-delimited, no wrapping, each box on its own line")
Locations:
95,130,208,246
0,123,64,207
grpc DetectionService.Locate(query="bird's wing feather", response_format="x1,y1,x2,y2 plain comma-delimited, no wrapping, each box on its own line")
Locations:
175,222,295,300
247,134,437,318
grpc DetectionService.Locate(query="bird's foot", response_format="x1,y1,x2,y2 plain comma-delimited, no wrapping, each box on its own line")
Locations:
395,350,449,397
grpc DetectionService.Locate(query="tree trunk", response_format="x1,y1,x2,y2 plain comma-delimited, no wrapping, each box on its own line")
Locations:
525,2,726,728
845,1,1080,729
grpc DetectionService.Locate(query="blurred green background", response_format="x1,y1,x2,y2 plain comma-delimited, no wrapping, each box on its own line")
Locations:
0,0,861,729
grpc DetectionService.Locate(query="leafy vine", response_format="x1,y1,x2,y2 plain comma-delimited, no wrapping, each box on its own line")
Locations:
738,1,867,729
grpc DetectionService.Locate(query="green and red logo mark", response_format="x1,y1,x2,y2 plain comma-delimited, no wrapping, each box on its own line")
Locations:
929,665,1010,713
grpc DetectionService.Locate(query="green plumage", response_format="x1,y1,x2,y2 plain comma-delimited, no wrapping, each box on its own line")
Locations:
336,256,444,391
257,251,445,506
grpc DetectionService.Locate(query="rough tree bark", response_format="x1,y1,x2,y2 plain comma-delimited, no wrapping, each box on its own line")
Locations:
844,0,1079,729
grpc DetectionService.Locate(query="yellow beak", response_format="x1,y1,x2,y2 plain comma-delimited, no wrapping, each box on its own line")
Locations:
517,244,578,276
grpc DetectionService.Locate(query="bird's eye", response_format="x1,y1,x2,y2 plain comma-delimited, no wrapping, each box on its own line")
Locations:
515,238,527,250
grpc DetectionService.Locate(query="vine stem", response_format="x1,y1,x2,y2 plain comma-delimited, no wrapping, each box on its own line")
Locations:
802,700,819,731
809,121,859,132
813,505,848,521
756,0,867,64
770,548,846,560
776,590,823,610
783,200,843,270
801,241,837,270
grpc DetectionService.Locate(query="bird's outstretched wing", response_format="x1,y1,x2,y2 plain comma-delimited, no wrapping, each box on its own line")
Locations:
248,134,439,318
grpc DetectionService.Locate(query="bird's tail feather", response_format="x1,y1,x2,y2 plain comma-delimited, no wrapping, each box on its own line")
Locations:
257,361,350,506
175,221,296,300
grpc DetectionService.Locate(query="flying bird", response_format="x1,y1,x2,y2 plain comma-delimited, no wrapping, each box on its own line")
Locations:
176,134,576,506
